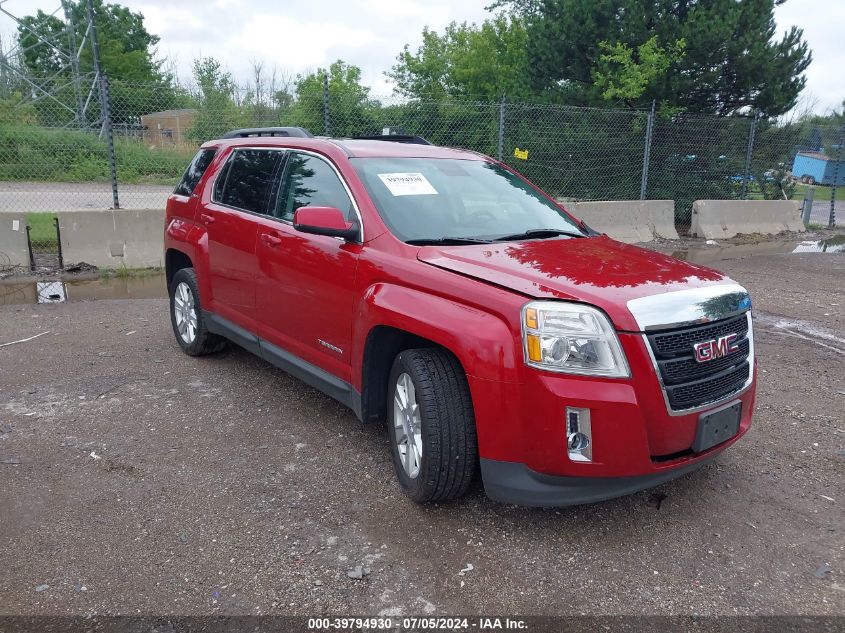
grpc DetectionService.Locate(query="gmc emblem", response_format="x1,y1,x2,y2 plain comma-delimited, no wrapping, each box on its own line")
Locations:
693,333,740,363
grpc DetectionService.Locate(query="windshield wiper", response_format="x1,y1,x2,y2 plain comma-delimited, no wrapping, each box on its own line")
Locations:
406,236,493,246
492,228,585,242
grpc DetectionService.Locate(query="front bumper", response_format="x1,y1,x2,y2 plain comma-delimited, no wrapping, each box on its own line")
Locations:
467,331,757,506
480,455,715,507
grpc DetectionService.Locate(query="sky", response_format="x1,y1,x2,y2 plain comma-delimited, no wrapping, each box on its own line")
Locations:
1,0,843,113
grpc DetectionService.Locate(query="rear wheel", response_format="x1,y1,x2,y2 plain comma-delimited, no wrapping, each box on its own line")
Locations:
806,176,816,185
169,268,226,356
387,348,477,503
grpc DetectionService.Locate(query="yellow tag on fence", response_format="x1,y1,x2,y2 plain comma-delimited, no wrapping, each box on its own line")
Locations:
514,147,529,160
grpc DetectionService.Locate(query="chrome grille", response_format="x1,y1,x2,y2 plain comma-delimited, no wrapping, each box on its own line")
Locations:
649,314,749,358
646,313,752,411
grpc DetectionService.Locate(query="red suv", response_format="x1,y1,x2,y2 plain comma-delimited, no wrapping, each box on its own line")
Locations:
164,127,756,506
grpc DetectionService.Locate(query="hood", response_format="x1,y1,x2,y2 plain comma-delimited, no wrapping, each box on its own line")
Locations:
417,236,733,331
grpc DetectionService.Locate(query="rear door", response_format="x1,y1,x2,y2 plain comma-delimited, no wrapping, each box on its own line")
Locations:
254,151,361,382
201,147,284,331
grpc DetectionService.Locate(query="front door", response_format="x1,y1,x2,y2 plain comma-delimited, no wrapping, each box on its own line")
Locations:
255,151,361,382
203,147,283,331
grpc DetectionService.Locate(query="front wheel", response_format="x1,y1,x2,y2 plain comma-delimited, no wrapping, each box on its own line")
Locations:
169,267,226,356
387,348,478,503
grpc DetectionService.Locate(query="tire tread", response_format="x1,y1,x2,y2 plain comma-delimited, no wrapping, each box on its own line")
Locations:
390,348,477,502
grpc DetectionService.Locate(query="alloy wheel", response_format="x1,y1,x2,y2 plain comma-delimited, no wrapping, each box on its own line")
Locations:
393,372,423,478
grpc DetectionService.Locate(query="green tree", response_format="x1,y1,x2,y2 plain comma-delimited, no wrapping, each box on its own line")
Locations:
593,36,686,104
19,0,166,82
389,15,531,101
291,61,379,136
16,0,175,123
186,57,243,142
499,0,811,117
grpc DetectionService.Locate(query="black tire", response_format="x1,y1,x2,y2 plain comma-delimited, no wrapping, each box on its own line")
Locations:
169,267,226,356
387,348,478,503
806,176,816,186
801,175,809,184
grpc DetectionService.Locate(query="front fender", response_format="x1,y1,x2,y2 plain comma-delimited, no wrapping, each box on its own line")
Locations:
351,283,520,386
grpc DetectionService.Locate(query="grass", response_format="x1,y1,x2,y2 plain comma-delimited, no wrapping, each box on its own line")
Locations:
0,124,194,185
733,181,843,202
101,266,163,278
25,212,58,250
792,183,845,202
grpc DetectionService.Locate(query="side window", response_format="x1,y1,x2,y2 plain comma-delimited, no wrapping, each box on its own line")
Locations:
174,148,216,196
216,149,282,214
275,153,354,222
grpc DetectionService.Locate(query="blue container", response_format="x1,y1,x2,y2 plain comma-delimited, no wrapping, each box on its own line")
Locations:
792,151,845,186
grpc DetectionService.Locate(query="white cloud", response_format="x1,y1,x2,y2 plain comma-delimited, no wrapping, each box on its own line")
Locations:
0,0,840,112
775,0,845,114
125,0,489,93
228,14,376,66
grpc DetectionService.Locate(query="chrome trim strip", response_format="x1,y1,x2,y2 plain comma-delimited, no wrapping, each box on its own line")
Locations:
641,312,755,416
626,283,752,332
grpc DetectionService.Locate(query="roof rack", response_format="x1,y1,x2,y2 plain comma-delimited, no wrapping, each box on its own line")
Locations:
222,127,313,139
353,134,431,146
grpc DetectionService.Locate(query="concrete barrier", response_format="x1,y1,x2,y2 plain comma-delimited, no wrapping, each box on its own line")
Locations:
690,200,805,239
58,208,164,268
558,200,679,243
0,214,31,267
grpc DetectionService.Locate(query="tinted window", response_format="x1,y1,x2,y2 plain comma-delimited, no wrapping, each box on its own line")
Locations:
174,149,216,196
217,149,282,214
276,153,354,221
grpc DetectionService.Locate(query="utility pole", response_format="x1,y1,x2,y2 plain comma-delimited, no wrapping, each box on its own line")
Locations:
85,0,119,208
829,125,844,229
740,112,759,200
322,72,330,136
497,96,506,162
639,100,656,200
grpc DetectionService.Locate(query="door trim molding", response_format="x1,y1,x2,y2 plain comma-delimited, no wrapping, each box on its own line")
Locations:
203,311,363,420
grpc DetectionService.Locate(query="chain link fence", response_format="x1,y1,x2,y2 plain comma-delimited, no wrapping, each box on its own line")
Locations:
1,74,842,271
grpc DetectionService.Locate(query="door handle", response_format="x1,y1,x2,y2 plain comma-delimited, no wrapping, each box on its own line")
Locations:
259,232,282,247
200,213,215,225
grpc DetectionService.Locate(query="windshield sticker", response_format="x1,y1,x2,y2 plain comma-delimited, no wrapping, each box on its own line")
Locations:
377,173,438,196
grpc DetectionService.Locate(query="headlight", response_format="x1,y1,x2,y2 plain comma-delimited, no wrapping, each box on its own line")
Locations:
521,301,630,377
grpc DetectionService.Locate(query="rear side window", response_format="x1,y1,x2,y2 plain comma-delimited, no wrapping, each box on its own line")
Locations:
174,148,216,196
215,149,282,214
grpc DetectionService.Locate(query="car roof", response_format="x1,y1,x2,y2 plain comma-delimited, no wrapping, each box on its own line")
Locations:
201,136,487,161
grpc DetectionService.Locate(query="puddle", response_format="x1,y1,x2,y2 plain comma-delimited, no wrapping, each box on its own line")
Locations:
791,234,845,253
672,234,845,264
0,274,166,306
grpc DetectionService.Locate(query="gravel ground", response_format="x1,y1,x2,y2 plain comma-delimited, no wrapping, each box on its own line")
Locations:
0,246,843,618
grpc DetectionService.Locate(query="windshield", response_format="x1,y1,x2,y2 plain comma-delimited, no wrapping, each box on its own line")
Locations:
350,157,584,243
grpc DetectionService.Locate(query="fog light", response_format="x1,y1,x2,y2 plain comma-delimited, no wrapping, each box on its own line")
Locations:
566,407,592,462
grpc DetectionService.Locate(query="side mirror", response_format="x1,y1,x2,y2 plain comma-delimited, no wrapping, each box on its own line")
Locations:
293,206,359,241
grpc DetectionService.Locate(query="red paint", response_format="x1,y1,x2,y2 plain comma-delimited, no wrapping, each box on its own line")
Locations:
165,136,756,486
293,206,354,232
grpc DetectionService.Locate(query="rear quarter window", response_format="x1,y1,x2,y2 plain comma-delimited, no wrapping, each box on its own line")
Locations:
174,148,217,196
